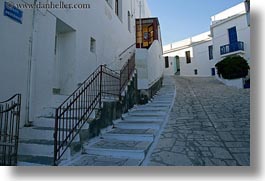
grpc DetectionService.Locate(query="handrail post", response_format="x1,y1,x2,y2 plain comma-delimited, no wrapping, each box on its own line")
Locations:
99,65,103,108
54,108,58,166
128,60,130,81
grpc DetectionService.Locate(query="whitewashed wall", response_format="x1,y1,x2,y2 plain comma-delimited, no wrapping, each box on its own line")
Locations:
0,0,151,125
211,6,250,63
163,56,177,76
163,32,214,77
211,2,250,88
0,0,34,126
136,40,164,90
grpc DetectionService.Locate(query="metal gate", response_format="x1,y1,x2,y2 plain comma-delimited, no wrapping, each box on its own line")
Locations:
0,94,21,166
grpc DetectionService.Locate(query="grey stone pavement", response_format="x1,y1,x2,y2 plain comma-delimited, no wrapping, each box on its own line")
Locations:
146,76,250,166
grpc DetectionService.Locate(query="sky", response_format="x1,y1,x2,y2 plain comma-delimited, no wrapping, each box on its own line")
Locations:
147,0,244,45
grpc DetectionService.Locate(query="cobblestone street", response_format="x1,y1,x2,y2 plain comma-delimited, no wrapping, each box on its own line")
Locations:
147,76,250,166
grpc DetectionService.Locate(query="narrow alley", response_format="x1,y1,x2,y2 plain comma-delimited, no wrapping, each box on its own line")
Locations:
64,76,250,166
147,76,250,166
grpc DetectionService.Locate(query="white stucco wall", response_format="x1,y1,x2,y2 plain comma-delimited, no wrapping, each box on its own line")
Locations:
0,0,34,126
163,32,215,77
163,2,250,81
136,40,164,90
211,2,250,88
211,3,246,25
163,56,177,76
0,0,151,125
211,12,250,64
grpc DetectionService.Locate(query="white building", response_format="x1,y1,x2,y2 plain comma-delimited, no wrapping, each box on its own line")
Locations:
210,2,250,88
163,1,250,88
135,17,164,99
0,0,151,127
163,32,215,77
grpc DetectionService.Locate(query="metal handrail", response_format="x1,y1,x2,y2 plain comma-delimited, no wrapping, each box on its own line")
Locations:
54,57,136,165
0,94,21,166
120,54,136,93
118,43,136,58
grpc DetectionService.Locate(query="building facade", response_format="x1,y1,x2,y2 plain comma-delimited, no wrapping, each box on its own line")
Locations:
0,0,151,127
163,1,250,88
135,17,164,99
163,32,214,77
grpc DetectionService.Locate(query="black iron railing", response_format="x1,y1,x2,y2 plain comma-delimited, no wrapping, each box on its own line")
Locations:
220,41,244,55
120,54,136,93
54,55,135,165
0,94,21,166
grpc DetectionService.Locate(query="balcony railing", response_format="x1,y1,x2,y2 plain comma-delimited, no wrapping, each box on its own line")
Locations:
220,41,244,55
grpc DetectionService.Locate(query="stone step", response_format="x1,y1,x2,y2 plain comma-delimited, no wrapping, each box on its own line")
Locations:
148,102,171,106
147,102,171,106
151,100,172,104
33,118,55,128
18,155,54,166
123,116,164,122
107,128,156,135
128,110,166,117
115,121,161,130
63,155,143,166
84,140,152,159
103,133,154,142
131,107,168,112
19,127,80,142
18,142,55,158
39,107,96,119
103,128,156,142
20,127,55,141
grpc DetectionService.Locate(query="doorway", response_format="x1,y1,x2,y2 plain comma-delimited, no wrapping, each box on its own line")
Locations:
174,56,180,74
53,19,76,95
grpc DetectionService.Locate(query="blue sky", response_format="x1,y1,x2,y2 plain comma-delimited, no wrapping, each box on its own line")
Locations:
147,0,244,45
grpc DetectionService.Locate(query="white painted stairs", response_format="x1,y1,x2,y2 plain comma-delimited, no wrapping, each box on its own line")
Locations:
64,78,176,166
17,95,82,166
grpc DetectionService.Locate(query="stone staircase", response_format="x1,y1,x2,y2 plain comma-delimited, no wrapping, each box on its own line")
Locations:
64,77,176,166
17,95,81,166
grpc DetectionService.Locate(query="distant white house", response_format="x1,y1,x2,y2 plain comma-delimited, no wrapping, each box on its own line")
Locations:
163,32,215,77
0,0,151,127
163,1,250,88
210,1,250,88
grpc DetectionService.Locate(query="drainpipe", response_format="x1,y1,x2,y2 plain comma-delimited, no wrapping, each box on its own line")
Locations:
139,0,142,49
25,0,37,126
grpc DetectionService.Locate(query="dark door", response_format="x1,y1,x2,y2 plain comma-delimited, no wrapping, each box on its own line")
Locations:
211,68,216,76
228,27,238,52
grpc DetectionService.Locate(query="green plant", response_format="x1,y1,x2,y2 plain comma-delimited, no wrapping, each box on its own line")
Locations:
215,56,250,80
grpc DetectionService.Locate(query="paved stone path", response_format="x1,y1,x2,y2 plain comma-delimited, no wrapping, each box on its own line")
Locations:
146,76,250,166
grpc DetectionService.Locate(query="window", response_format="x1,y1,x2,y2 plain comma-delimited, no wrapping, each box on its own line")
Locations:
208,45,213,60
186,51,191,64
115,0,122,20
194,69,198,75
165,56,169,68
90,37,96,53
128,11,131,32
115,0,119,16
